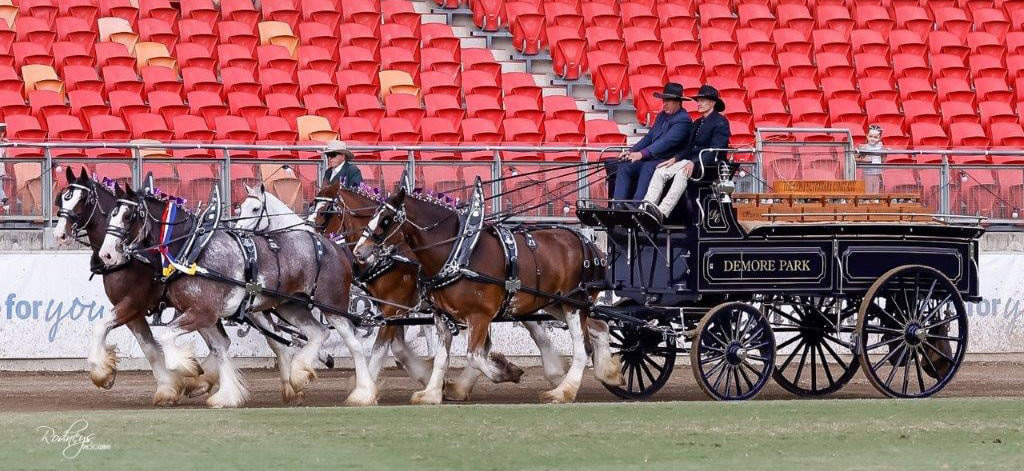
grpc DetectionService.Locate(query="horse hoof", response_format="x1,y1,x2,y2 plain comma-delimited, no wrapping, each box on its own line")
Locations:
411,389,442,405
442,380,471,402
508,364,526,384
153,386,180,407
540,388,576,404
90,369,116,390
206,393,243,409
182,376,212,398
289,365,317,393
344,387,379,407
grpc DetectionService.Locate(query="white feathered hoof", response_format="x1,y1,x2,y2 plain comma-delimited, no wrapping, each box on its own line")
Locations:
152,385,181,407
344,386,379,407
89,345,118,389
289,364,318,394
597,356,625,387
410,388,443,405
540,382,579,404
206,392,244,409
182,376,213,398
165,344,204,378
442,379,471,402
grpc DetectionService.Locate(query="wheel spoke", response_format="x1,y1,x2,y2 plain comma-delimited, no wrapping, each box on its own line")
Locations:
919,294,954,325
733,367,744,397
810,339,818,391
883,346,910,388
793,342,811,385
901,346,912,395
864,325,904,335
820,338,850,370
712,362,729,391
865,335,904,352
817,343,836,386
912,347,927,394
721,365,734,395
626,361,636,392
923,314,962,331
642,353,667,374
921,339,956,364
639,359,657,386
704,356,728,379
917,279,937,321
776,334,803,351
779,339,806,371
740,323,767,344
871,343,906,374
635,361,646,391
924,334,963,343
707,325,731,348
737,362,756,390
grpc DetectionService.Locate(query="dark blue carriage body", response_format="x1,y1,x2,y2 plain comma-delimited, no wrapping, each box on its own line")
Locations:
582,186,983,308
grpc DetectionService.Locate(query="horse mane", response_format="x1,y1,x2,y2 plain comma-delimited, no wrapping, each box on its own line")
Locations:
408,187,460,213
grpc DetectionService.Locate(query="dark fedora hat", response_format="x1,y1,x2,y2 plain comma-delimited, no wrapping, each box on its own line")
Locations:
691,85,726,112
653,82,687,101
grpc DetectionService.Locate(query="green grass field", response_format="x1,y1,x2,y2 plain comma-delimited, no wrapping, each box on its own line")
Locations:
3,398,1022,471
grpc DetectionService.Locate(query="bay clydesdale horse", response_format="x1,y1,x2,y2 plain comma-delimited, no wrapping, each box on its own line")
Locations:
97,184,375,407
353,186,624,404
310,182,572,401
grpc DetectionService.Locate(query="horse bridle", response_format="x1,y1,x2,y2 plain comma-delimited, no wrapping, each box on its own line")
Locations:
58,183,103,238
105,195,151,257
309,195,342,233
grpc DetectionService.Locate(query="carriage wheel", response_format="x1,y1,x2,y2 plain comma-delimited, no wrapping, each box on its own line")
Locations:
603,322,677,400
856,265,968,398
692,302,776,401
764,296,860,397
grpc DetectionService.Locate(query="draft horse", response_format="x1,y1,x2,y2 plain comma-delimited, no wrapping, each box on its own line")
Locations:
98,184,374,407
311,183,571,400
353,186,623,404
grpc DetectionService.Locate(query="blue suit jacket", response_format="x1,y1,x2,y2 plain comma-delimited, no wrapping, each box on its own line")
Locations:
681,111,731,166
630,109,692,161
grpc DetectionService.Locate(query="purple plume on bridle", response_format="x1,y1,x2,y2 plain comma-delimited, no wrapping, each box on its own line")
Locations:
410,187,457,209
101,177,116,190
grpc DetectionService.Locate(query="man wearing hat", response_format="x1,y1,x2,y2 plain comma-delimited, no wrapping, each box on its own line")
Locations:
642,85,731,221
612,82,692,202
321,140,363,189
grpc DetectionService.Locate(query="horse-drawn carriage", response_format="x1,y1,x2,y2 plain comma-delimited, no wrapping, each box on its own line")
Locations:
54,143,984,406
577,156,983,400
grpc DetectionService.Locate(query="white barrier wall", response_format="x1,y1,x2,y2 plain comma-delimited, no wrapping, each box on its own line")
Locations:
1,251,1022,361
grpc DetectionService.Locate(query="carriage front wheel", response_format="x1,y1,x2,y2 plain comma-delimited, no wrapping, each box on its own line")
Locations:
691,302,776,401
856,265,968,398
603,321,677,400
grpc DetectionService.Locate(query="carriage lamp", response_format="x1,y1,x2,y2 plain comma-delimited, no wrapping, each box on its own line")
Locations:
509,167,519,177
1013,208,1020,219
282,164,294,177
960,170,969,183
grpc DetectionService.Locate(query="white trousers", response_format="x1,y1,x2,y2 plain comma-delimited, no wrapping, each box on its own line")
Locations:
643,160,694,216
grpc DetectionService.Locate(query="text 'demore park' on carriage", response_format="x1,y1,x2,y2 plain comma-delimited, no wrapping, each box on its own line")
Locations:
578,143,983,401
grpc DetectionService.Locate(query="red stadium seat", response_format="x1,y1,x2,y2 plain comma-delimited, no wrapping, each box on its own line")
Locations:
181,67,221,96
101,65,143,95
262,0,301,31
381,23,419,53
991,123,1024,147
928,31,970,60
259,67,300,97
662,26,698,54
187,90,230,126
657,3,696,31
182,0,218,28
424,94,465,128
297,45,338,74
28,90,67,120
379,117,419,146
502,117,543,159
588,52,627,104
218,20,259,51
172,114,216,141
222,67,261,96
939,101,980,128
815,5,854,38
505,95,544,125
298,22,340,54
16,17,55,51
462,48,502,80
778,52,817,79
627,50,667,81
782,76,823,102
68,90,108,122
932,7,971,42
826,98,866,127
893,53,932,80
816,52,855,79
421,47,461,77
582,2,620,31
301,0,341,31
257,45,298,78
254,115,298,142
420,71,461,99
380,46,420,82
894,6,932,38
777,4,815,37
344,93,385,127
336,116,380,144
13,42,53,68
215,115,258,143
737,28,774,55
148,90,188,123
463,70,502,100
859,77,899,102
335,69,378,99
508,2,545,55
772,28,812,56
218,44,259,71
910,122,949,147
384,93,425,129
138,18,177,52
584,119,625,145
129,112,172,141
703,51,741,81
950,122,990,147
471,0,507,31
228,91,270,127
543,95,584,131
889,29,928,56
55,17,97,50
339,22,379,52
303,93,344,127
420,117,462,159
462,117,503,150
298,69,338,98
978,101,1018,128
586,26,625,60
89,114,131,140
265,91,306,127
466,94,504,122
751,98,791,125
421,24,461,57
621,2,658,30
53,43,95,74
61,0,100,26
698,4,737,33
45,113,87,141
967,32,1007,62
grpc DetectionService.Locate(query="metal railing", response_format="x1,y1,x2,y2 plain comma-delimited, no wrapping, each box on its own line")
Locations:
5,133,1024,233
0,141,627,228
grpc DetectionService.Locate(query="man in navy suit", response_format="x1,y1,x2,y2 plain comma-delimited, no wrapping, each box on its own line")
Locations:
642,85,732,220
612,82,692,201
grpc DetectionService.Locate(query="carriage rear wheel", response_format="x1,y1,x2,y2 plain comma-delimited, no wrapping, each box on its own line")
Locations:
856,265,968,398
691,302,776,401
603,321,677,400
763,296,860,397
